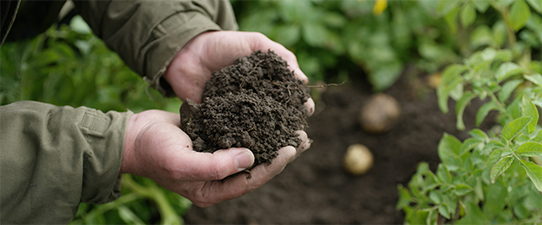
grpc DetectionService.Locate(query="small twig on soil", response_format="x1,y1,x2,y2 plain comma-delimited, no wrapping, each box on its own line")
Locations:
306,80,347,88
247,60,265,76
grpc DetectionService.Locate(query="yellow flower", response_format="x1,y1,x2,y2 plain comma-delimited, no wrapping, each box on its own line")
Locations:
373,0,387,16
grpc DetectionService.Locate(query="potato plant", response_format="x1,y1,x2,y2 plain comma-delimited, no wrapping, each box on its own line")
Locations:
232,0,460,91
398,0,542,223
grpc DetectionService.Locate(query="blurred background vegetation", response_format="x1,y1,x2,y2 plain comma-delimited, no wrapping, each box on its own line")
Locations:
1,0,540,224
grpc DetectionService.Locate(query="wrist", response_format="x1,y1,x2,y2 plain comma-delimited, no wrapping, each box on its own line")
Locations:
120,113,138,175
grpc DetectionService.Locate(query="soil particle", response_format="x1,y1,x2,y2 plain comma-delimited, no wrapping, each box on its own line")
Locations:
180,50,310,166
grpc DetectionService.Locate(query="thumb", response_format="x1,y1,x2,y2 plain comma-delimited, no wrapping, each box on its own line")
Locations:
183,148,255,181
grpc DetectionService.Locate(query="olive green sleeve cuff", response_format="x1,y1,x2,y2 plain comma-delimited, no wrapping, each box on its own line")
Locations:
78,105,133,204
0,101,131,223
74,0,238,97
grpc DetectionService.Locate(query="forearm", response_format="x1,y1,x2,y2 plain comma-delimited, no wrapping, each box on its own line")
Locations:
73,0,238,96
0,101,131,223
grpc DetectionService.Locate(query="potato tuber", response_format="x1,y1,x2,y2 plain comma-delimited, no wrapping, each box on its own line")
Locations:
359,93,400,134
343,144,374,175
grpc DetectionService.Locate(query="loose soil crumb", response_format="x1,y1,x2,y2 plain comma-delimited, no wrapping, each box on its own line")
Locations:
180,50,310,166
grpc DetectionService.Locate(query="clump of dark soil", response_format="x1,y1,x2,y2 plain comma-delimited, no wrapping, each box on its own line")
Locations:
180,50,310,166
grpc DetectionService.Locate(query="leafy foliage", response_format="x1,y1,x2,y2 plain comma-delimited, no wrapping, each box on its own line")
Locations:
232,0,461,91
0,16,189,224
398,0,542,223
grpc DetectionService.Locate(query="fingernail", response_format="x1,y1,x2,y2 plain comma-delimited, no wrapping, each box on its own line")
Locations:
235,150,254,171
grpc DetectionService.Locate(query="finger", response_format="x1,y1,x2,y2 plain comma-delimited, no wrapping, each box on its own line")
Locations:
293,68,309,85
295,131,312,158
304,97,315,117
194,146,296,207
177,148,254,181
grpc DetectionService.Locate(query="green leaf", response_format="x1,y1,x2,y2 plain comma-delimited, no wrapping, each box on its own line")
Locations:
526,0,542,13
437,0,462,15
522,96,539,133
404,208,430,225
273,24,300,47
454,184,473,196
479,48,497,61
455,202,489,224
429,191,443,204
519,159,542,192
70,15,92,34
514,204,530,219
396,185,412,210
444,7,460,34
472,0,490,12
501,147,515,157
486,149,508,168
438,133,463,170
460,138,481,155
436,164,452,183
509,0,532,31
439,204,451,219
496,62,526,82
502,116,532,141
368,61,403,92
516,142,542,157
438,65,466,113
524,73,542,87
532,129,542,142
493,49,512,62
516,134,531,144
470,25,494,48
507,97,523,119
461,3,476,27
490,156,514,183
492,21,508,48
482,181,508,219
456,91,475,130
469,128,488,141
475,101,499,126
444,196,458,221
302,22,328,47
498,80,522,102
524,190,542,210
449,81,464,101
494,0,517,8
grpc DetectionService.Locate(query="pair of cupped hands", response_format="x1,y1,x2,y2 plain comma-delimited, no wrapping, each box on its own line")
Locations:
120,31,315,207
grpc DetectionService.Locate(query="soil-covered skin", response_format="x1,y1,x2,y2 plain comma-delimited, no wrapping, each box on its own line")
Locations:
180,50,310,166
184,68,496,224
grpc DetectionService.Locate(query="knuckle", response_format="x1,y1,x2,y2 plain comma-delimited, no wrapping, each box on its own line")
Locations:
208,162,226,180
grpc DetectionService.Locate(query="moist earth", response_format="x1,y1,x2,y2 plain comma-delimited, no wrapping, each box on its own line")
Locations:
183,67,496,224
180,50,310,166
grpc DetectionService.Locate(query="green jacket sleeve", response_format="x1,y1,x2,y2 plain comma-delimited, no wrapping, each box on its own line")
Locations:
73,0,238,97
0,101,132,224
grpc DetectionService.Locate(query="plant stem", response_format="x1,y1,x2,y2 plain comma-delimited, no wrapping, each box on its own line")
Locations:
487,89,512,121
501,7,517,50
78,193,140,223
122,175,183,225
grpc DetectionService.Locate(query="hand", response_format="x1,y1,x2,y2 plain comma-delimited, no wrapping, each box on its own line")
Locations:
163,31,315,115
120,110,311,207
